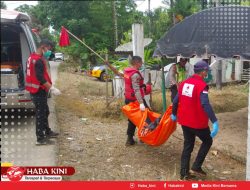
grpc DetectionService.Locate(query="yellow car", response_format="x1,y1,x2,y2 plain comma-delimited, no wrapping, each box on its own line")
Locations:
91,58,128,81
91,65,109,81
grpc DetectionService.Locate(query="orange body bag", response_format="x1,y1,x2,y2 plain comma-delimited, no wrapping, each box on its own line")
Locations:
122,102,177,146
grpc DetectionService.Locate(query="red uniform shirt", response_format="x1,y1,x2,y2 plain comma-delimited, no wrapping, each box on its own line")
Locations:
124,67,145,101
25,53,52,94
177,74,209,129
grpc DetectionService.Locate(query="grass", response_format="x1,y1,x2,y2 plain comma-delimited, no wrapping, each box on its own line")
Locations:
56,62,249,121
152,84,249,113
78,78,113,96
151,83,248,114
55,94,86,118
57,57,82,73
208,84,249,113
55,63,124,120
151,90,172,113
57,58,74,72
85,98,124,119
56,94,125,121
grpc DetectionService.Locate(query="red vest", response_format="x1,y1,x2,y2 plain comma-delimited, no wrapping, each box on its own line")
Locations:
124,67,145,101
177,74,209,129
25,53,52,94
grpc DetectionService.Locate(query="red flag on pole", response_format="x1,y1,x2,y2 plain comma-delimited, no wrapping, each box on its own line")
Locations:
59,26,70,47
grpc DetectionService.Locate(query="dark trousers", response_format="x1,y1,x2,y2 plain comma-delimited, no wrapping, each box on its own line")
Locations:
31,90,51,140
180,126,213,176
125,99,149,137
170,84,178,102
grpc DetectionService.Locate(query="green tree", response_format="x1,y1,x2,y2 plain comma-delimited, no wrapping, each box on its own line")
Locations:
15,4,44,31
12,0,176,70
15,4,54,43
163,0,201,25
241,0,250,6
143,7,171,41
30,1,137,63
15,4,33,13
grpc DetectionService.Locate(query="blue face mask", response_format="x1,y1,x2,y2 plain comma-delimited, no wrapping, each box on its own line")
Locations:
43,50,52,60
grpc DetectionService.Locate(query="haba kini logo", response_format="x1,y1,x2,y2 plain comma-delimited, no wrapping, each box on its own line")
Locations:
1,166,75,181
6,166,25,181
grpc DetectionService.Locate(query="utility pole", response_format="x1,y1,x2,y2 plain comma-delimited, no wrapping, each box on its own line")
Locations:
112,1,118,48
148,0,151,36
105,54,109,108
170,0,175,25
132,24,144,62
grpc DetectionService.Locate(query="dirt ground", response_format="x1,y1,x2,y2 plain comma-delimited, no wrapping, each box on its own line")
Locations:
55,71,247,181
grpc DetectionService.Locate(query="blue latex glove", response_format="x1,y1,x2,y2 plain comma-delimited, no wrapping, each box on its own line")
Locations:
171,114,177,121
210,121,219,138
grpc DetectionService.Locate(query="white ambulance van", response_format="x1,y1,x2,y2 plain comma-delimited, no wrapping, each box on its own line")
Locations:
1,9,39,109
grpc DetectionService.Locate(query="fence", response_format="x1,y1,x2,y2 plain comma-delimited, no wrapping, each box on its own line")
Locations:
112,59,249,98
241,68,250,82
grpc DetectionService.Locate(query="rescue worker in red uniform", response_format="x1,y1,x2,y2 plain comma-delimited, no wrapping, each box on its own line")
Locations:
26,39,61,145
124,56,151,146
171,60,219,180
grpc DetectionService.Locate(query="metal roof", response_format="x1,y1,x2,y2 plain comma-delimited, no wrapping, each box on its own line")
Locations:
115,38,152,52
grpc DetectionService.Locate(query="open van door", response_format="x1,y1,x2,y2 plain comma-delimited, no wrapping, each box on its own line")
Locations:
1,9,38,109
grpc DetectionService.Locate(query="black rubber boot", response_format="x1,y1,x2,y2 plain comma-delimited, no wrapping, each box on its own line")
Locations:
125,135,136,146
